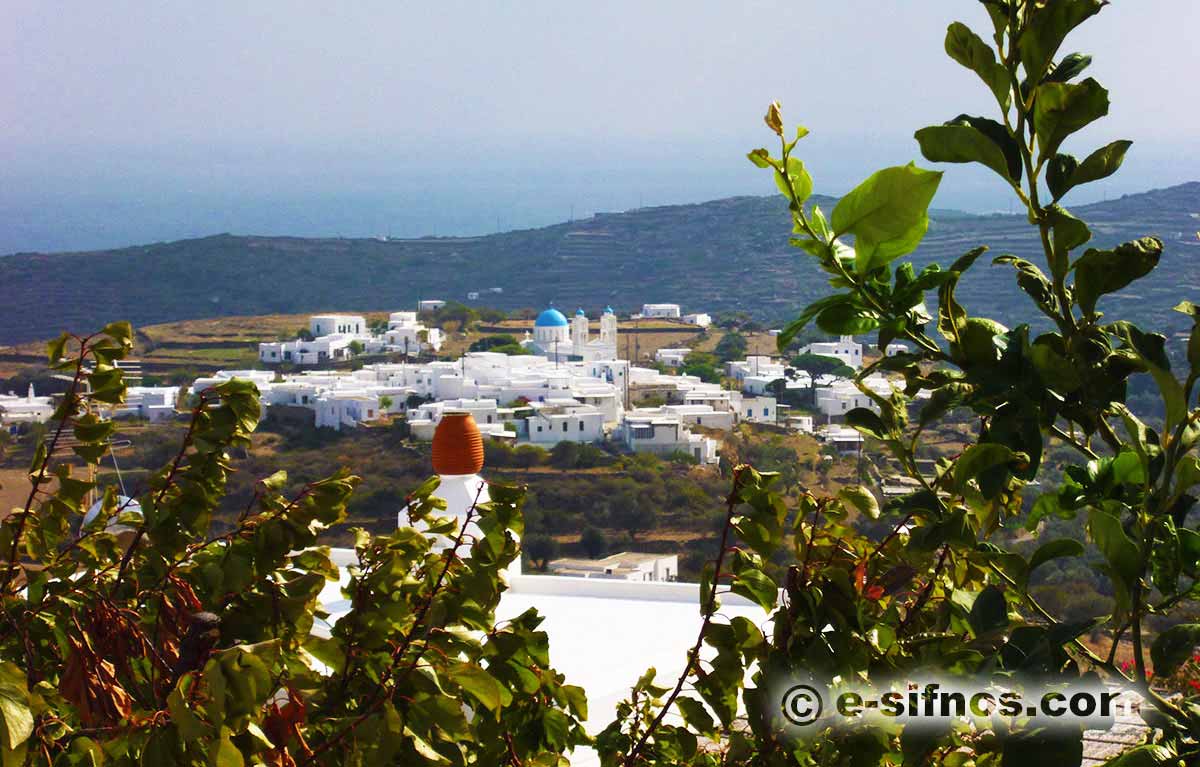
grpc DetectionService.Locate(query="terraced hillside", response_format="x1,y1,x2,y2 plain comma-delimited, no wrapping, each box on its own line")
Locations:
1,183,1197,345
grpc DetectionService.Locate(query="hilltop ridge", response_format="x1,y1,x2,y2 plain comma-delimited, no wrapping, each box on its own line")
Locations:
1,183,1198,346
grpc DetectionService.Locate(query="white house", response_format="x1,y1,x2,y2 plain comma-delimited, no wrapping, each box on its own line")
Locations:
525,400,606,445
314,393,381,431
310,314,366,337
740,396,778,424
549,553,679,582
650,404,735,431
616,411,719,464
655,348,691,368
640,303,681,319
681,313,711,328
799,335,863,370
383,311,443,354
259,334,358,365
114,386,179,422
0,385,54,428
418,299,446,312
813,374,894,420
407,399,516,441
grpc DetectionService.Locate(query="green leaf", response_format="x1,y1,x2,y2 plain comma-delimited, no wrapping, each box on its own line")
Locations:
746,148,774,169
541,708,571,750
838,486,880,520
776,295,852,351
1032,78,1110,158
1028,539,1084,578
844,408,887,440
831,163,942,273
815,302,878,335
1030,341,1081,393
1046,153,1079,199
1108,322,1186,433
676,697,716,737
208,729,244,767
1067,140,1132,193
1046,204,1091,276
953,443,1018,491
0,670,32,752
1046,52,1092,84
936,246,988,345
1073,237,1163,317
944,22,1010,108
730,568,778,612
448,663,512,715
1087,509,1140,587
1018,0,1106,82
774,156,813,204
969,585,1009,635
1101,745,1177,767
916,115,1021,183
1150,624,1200,677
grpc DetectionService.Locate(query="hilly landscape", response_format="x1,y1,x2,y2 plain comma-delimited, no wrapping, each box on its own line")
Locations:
2,182,1198,346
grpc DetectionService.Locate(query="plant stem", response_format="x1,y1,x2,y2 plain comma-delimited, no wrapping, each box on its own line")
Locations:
623,467,746,766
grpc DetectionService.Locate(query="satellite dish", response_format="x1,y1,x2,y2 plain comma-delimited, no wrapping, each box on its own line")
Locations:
83,495,142,531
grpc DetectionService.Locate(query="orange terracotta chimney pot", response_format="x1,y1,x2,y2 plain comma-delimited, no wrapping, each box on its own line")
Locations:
432,412,485,475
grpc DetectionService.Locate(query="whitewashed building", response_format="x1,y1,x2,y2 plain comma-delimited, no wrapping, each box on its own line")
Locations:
655,348,691,368
523,306,618,363
309,314,366,337
114,386,179,422
799,335,863,370
740,395,778,424
813,374,894,420
640,303,682,319
525,400,606,445
549,553,679,582
0,385,54,429
616,410,719,464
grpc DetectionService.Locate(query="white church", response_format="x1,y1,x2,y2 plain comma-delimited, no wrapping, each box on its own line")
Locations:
523,306,618,363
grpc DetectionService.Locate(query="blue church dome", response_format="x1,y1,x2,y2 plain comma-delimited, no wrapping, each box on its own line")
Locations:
535,308,569,327
604,306,614,315
575,308,586,317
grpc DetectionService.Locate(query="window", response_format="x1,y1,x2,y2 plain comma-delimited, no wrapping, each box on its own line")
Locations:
537,425,543,432
486,415,493,423
579,421,584,431
763,407,769,416
562,422,568,432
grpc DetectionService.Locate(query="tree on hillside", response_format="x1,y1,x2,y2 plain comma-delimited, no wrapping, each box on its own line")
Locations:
513,443,546,469
680,351,722,383
549,441,581,469
523,533,560,571
470,334,519,352
713,331,748,362
789,351,854,377
580,526,608,559
611,503,655,542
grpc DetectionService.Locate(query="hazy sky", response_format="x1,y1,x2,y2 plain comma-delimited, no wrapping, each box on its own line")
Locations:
2,1,1197,252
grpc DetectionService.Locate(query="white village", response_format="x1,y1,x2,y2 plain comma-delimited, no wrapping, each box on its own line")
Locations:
172,304,907,465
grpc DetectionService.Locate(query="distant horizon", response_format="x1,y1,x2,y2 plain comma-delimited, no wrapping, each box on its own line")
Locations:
3,168,1196,257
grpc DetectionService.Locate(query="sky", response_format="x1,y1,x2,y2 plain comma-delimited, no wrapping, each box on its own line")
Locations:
2,0,1197,253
